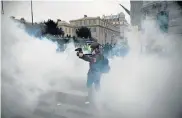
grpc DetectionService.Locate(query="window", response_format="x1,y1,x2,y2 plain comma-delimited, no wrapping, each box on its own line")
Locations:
157,11,169,32
93,20,96,24
77,21,80,26
92,27,96,32
105,32,107,39
90,20,92,25
84,20,87,25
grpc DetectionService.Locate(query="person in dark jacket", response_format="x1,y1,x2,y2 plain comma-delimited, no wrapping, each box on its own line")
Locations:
77,42,104,104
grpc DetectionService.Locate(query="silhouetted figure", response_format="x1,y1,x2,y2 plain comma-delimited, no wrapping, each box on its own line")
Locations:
76,42,110,104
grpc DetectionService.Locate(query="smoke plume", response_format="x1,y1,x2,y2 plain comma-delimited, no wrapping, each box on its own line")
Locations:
2,6,182,118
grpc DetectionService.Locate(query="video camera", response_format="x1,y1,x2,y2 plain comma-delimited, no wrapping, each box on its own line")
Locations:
75,48,83,53
75,48,92,56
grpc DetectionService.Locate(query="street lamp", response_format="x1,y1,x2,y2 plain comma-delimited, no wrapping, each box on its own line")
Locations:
30,0,33,25
119,4,130,16
1,1,4,14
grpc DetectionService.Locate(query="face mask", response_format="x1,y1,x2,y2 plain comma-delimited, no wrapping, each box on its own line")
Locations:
92,50,96,55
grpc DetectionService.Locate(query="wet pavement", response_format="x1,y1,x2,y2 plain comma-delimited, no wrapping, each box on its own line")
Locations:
33,89,121,118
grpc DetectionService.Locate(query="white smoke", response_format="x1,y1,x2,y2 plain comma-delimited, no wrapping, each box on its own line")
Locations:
97,16,182,118
2,11,182,118
1,16,88,118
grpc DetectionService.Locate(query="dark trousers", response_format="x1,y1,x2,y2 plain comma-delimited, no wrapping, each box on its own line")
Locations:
86,71,101,102
87,71,101,90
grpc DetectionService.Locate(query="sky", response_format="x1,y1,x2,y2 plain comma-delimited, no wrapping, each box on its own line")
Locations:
2,0,131,23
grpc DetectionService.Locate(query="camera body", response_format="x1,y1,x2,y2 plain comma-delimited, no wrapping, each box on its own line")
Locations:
75,48,83,52
75,47,92,56
75,48,83,56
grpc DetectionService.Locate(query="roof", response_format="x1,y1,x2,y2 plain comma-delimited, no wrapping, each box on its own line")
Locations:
57,21,74,27
60,21,67,23
70,16,118,29
70,16,100,22
118,12,125,17
103,12,125,19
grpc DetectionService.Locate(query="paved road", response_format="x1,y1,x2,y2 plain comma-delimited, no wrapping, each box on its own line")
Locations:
33,84,122,118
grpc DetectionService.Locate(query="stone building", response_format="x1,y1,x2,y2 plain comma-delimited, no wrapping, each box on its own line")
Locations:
141,1,182,36
70,15,120,45
130,1,182,36
130,1,143,29
57,20,75,37
102,12,129,38
102,12,128,26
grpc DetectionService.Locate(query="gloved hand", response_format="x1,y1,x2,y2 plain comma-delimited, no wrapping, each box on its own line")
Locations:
77,52,84,57
76,52,79,56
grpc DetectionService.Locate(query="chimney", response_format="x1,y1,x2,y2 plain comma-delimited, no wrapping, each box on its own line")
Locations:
84,15,87,18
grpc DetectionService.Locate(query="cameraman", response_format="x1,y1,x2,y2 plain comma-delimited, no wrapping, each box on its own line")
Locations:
77,42,103,104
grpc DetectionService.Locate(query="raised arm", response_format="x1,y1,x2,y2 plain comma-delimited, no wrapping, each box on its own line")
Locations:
79,54,94,62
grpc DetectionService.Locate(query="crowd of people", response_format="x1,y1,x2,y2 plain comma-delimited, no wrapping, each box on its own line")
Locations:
56,39,129,58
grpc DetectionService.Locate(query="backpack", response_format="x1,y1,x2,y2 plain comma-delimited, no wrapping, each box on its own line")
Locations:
99,56,110,73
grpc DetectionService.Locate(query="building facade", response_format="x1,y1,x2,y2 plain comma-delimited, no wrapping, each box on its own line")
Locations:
130,1,182,53
130,1,182,35
13,13,128,45
69,15,120,45
141,1,182,36
130,1,143,29
57,21,75,37
102,12,129,38
102,12,128,26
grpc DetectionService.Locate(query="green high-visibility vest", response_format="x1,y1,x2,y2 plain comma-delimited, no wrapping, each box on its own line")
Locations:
83,45,91,52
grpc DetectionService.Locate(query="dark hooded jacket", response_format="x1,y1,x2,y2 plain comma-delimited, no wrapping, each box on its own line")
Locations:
79,51,104,75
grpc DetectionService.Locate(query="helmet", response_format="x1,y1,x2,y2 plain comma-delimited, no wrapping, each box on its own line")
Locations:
90,42,100,49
